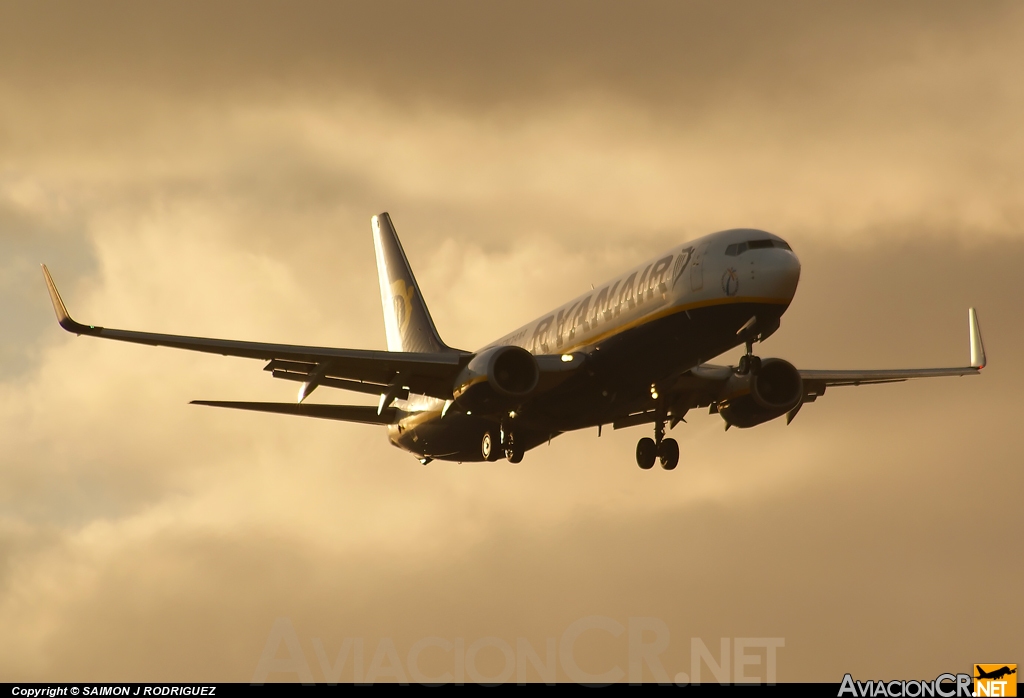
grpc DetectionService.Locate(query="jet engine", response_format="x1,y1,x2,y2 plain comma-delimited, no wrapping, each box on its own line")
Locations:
453,345,539,413
716,358,803,428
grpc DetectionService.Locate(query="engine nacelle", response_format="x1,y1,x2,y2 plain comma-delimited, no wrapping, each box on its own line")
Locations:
717,358,803,428
453,345,540,413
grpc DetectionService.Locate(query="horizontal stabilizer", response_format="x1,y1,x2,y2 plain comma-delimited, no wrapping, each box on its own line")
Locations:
190,400,399,425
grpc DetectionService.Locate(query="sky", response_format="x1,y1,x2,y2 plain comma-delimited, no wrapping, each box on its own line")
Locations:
1,0,1022,683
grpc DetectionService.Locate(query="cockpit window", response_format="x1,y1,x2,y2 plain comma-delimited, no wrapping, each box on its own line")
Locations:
725,239,791,256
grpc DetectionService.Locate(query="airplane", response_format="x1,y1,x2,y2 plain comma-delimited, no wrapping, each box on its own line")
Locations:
975,666,1016,681
42,212,986,469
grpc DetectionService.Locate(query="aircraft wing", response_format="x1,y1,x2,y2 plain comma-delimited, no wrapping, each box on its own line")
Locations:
798,307,985,392
42,265,468,400
619,308,987,430
686,308,985,393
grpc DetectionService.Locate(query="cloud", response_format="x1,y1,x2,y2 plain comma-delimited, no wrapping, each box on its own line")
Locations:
3,219,1020,680
3,2,1022,109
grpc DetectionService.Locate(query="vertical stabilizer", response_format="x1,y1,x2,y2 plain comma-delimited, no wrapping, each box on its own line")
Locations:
371,213,453,353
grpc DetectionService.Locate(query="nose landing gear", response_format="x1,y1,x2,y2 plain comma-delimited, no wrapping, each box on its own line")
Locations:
737,335,764,375
738,353,761,375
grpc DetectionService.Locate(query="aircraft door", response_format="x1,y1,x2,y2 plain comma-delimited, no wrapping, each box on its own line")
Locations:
690,242,710,291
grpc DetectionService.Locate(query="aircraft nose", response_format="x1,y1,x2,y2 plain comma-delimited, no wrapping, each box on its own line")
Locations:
759,247,801,301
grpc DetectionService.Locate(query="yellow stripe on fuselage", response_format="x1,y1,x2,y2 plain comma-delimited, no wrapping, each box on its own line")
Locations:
396,294,789,431
494,294,790,357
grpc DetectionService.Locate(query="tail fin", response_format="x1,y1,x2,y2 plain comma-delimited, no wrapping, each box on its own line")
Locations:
371,213,453,353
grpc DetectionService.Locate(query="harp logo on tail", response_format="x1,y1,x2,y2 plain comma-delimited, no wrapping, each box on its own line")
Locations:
390,279,416,337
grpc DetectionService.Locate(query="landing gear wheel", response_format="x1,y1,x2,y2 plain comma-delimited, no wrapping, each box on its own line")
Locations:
738,354,762,375
658,438,679,470
636,437,657,469
505,447,524,464
481,431,500,462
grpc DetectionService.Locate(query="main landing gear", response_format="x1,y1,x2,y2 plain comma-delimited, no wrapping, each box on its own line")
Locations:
481,419,523,464
635,420,679,470
481,430,501,462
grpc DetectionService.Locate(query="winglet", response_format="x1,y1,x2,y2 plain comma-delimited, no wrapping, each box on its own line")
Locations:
41,265,97,335
969,307,986,369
